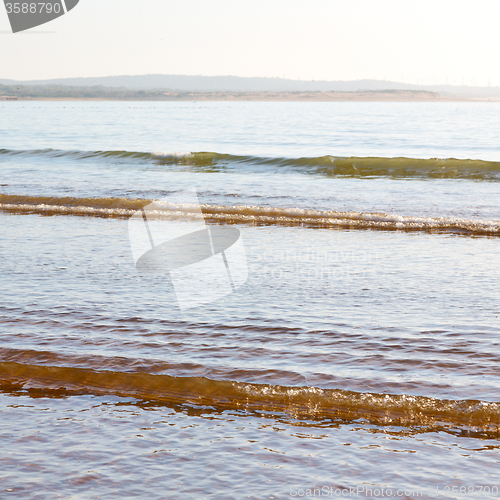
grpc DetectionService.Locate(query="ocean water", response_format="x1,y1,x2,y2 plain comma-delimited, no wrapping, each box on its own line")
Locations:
0,101,499,499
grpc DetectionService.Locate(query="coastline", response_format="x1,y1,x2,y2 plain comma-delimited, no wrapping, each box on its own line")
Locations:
2,90,498,102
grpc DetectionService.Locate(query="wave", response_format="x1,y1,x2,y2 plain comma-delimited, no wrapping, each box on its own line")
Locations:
0,352,498,436
0,147,153,161
1,194,500,236
2,147,500,180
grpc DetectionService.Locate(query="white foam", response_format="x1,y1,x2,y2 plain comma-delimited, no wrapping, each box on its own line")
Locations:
152,151,194,159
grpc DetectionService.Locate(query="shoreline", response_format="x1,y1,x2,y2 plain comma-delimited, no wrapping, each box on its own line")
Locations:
2,90,499,102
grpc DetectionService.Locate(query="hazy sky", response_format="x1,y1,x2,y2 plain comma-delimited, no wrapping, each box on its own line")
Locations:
1,0,499,85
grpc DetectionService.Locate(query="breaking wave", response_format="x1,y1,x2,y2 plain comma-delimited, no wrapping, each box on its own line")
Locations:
2,148,500,180
0,351,499,436
1,194,499,236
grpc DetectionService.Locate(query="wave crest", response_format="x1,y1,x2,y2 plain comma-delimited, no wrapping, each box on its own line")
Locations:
1,358,498,436
2,148,500,179
1,194,499,236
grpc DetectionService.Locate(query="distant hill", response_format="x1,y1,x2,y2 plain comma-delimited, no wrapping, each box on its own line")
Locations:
1,75,499,98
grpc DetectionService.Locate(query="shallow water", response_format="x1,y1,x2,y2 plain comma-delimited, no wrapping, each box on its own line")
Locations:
1,101,499,499
2,391,500,500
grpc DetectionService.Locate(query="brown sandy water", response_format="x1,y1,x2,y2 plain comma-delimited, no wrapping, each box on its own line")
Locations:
1,211,500,498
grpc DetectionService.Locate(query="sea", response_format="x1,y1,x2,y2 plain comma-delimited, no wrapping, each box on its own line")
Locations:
0,100,499,499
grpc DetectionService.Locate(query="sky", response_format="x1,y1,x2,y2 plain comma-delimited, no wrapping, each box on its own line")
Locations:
1,0,499,86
